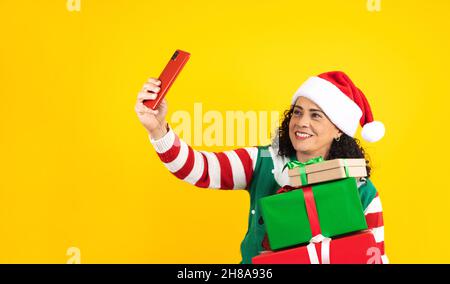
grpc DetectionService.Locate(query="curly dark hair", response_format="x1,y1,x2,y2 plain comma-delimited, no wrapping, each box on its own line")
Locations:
277,106,372,177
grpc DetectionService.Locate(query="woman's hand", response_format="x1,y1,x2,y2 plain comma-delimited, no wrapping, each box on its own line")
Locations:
134,77,169,140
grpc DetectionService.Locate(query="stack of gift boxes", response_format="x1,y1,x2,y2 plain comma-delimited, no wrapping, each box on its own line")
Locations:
252,157,379,264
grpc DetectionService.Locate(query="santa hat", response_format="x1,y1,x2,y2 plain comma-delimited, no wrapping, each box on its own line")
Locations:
291,71,385,142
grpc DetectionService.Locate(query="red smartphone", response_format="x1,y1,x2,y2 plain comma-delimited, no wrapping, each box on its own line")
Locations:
143,49,190,110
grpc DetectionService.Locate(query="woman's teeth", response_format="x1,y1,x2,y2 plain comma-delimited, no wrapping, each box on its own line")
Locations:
295,131,312,138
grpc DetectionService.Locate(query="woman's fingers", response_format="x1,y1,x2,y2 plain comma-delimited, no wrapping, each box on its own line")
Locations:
136,92,160,115
142,78,161,93
137,91,157,102
142,83,161,94
135,101,159,115
147,78,161,85
135,78,163,116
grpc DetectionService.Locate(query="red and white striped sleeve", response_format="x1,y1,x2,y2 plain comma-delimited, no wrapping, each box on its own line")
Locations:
149,126,259,190
364,192,388,264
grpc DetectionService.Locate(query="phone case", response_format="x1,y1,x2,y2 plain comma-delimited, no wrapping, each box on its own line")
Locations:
144,49,190,110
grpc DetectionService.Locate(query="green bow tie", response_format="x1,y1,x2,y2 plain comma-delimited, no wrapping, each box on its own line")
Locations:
282,156,324,186
283,156,324,172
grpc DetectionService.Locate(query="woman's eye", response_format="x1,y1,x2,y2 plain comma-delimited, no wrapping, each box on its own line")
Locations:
293,110,302,116
312,113,322,118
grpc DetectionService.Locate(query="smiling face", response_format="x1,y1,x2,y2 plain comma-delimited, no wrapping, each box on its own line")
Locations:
289,97,342,161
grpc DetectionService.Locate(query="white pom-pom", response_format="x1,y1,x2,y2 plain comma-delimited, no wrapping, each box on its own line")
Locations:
361,121,385,142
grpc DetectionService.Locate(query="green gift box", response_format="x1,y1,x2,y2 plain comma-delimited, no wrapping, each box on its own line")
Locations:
259,177,367,251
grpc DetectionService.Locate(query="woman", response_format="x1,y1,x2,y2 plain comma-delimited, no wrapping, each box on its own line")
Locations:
134,71,387,264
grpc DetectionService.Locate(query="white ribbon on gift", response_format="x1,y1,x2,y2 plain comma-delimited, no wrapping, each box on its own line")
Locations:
306,234,332,264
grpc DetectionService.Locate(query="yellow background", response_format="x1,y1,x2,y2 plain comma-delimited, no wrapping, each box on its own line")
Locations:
1,0,449,263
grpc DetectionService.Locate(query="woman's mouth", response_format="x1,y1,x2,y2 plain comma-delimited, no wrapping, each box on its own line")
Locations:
294,131,313,140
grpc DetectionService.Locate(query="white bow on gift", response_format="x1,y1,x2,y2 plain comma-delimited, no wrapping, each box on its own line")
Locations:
306,234,332,264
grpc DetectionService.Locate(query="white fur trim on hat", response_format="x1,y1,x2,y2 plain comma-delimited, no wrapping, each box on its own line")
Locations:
361,121,385,142
292,76,363,137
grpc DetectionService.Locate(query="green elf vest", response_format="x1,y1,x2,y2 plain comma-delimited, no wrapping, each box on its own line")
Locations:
239,145,377,264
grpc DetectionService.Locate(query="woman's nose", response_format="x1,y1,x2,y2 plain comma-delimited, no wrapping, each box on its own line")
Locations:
295,115,310,127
